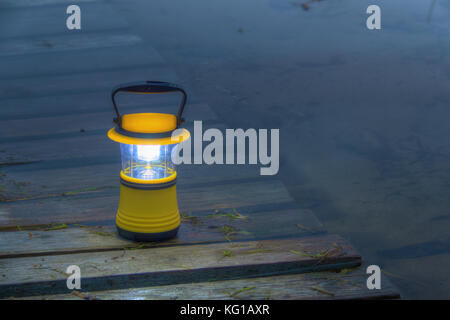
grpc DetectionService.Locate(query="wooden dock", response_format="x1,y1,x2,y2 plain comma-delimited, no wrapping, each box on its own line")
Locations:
0,0,399,300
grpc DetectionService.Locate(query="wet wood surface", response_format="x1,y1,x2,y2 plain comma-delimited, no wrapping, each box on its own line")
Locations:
20,267,399,300
0,205,324,259
0,235,361,298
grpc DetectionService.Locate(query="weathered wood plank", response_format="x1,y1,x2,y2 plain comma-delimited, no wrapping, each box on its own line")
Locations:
1,112,117,138
0,164,260,197
18,267,399,300
0,91,188,120
0,178,294,227
0,235,361,298
0,3,127,40
0,90,209,121
0,204,323,258
181,179,293,212
0,66,178,100
0,156,260,202
0,33,142,58
0,45,166,81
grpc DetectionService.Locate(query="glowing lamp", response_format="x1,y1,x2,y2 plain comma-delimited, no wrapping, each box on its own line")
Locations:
108,81,190,241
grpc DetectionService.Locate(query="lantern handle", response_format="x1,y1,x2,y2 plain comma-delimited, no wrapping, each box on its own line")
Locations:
111,81,187,127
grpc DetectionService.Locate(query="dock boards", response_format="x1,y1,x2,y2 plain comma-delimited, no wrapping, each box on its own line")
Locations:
0,194,399,301
0,233,399,300
0,235,397,300
0,0,400,300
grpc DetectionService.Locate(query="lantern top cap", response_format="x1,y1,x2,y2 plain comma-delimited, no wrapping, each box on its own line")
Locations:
121,113,177,134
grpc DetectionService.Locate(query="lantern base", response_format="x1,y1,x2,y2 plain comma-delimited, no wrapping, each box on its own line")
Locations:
117,225,179,242
115,180,180,242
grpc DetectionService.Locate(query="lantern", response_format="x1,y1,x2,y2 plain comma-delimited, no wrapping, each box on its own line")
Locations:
108,81,190,241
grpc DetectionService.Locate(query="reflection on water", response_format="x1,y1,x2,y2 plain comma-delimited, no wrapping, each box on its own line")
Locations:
126,0,450,298
380,238,450,260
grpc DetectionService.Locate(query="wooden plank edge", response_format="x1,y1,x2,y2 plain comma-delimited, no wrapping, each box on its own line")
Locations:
0,260,361,299
0,236,361,298
0,230,327,260
6,267,399,300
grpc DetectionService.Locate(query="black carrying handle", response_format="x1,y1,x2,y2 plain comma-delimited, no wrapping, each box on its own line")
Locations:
111,81,187,127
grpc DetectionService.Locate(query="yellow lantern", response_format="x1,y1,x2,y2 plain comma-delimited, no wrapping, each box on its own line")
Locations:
108,81,190,241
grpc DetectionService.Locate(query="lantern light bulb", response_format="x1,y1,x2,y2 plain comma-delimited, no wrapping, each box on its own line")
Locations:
136,145,161,162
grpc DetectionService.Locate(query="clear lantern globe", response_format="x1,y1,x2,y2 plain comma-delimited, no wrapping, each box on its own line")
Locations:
120,143,178,180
